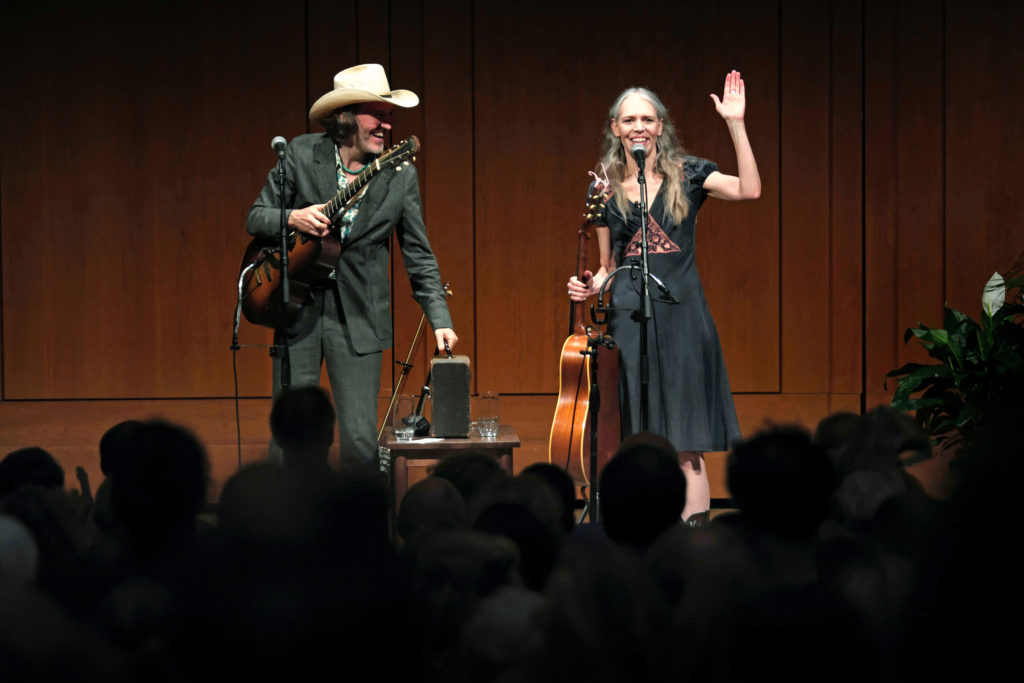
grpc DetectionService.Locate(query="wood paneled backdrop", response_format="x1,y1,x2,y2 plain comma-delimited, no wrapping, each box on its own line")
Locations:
2,0,1022,500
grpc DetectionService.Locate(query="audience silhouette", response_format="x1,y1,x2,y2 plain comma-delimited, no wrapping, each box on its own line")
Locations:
1,401,1015,683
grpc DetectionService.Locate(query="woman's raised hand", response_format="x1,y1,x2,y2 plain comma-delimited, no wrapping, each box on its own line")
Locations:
710,69,746,121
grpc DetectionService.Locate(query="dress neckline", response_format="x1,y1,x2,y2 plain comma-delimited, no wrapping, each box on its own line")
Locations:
629,181,666,213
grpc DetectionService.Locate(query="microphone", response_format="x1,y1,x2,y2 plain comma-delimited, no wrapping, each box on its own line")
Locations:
631,143,646,170
271,136,287,159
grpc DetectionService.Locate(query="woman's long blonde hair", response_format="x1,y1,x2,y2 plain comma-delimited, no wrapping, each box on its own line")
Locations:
598,87,690,224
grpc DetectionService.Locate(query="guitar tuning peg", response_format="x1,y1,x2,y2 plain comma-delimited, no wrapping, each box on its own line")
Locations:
395,165,403,171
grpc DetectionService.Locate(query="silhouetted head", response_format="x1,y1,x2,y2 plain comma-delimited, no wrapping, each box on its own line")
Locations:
520,462,577,533
599,432,685,549
833,405,930,478
397,476,467,542
471,475,566,590
109,420,208,543
430,451,507,504
813,412,861,455
0,447,64,499
270,386,335,470
727,426,834,537
99,420,142,476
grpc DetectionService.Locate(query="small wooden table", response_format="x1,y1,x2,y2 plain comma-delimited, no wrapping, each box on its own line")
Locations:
381,425,520,517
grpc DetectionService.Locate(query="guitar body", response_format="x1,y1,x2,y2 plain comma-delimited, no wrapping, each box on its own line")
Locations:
548,337,619,488
239,232,342,327
548,333,592,485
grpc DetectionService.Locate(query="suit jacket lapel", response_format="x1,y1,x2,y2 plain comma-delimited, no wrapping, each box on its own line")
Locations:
348,165,393,240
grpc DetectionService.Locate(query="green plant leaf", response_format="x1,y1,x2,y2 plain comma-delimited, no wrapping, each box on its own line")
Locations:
891,365,954,409
890,268,1024,457
886,361,926,378
955,402,982,429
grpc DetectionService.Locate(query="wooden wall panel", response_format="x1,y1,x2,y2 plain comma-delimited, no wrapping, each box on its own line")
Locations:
830,0,865,395
781,0,833,393
420,0,477,388
945,0,1024,314
2,1,307,399
471,0,609,395
778,0,863,398
691,1,781,394
894,0,945,372
864,0,945,406
308,0,359,110
356,2,392,67
863,0,900,407
387,0,429,400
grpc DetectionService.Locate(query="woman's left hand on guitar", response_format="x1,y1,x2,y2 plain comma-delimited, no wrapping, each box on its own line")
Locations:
568,268,608,302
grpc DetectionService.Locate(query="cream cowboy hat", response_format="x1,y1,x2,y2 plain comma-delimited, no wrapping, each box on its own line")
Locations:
308,63,419,123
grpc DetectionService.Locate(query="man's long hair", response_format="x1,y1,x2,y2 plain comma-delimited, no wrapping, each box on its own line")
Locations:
325,104,360,145
597,87,690,224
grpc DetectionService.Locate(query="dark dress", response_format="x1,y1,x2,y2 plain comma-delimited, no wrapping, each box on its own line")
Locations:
600,156,741,452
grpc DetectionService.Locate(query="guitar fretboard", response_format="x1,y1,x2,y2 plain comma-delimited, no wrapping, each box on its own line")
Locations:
324,157,382,221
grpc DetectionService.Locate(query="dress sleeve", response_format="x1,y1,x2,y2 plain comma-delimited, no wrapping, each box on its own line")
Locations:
683,156,719,207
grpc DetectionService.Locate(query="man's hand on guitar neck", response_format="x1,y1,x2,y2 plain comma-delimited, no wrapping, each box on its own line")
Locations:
288,203,331,237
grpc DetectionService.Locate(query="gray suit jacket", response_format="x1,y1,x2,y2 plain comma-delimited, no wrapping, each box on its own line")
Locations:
247,133,453,354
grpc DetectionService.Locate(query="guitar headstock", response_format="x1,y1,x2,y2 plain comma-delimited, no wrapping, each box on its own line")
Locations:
378,135,421,171
583,190,607,227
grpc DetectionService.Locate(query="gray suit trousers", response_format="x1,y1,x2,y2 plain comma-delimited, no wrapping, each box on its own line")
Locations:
271,285,382,463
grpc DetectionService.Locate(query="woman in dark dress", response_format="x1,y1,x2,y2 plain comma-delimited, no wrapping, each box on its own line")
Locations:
567,70,761,524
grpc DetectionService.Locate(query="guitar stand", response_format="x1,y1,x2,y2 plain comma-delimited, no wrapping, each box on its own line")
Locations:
577,485,591,526
575,325,615,525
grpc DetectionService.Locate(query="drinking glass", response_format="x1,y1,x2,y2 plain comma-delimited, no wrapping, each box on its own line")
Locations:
477,392,500,439
393,394,416,441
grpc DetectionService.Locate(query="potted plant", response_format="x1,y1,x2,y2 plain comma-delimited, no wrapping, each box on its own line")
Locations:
885,253,1024,457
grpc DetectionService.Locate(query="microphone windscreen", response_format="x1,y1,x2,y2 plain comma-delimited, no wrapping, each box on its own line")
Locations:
631,143,646,165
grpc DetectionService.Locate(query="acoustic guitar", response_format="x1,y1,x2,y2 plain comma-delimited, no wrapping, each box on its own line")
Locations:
548,191,609,487
238,135,420,328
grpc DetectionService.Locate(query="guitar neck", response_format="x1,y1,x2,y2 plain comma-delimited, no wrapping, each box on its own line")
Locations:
570,226,590,336
323,157,382,220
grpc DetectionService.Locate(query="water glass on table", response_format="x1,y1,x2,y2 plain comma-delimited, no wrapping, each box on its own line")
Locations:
477,392,500,439
393,394,416,441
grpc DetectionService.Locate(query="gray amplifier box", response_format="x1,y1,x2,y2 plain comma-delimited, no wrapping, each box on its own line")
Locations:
431,355,471,437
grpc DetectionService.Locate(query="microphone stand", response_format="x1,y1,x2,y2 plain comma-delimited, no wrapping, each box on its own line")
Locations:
270,152,291,389
589,259,676,518
634,149,652,430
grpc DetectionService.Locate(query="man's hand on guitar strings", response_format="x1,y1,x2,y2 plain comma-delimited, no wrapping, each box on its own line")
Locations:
288,203,331,237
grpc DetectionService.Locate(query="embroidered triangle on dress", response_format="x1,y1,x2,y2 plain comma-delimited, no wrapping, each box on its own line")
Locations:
623,214,680,257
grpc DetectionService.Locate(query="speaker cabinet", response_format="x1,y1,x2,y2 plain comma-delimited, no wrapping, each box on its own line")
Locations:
430,355,471,437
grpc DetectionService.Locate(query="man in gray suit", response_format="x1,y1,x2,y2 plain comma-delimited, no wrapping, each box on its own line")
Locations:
247,64,457,463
